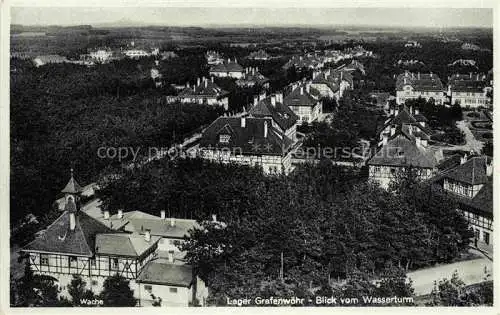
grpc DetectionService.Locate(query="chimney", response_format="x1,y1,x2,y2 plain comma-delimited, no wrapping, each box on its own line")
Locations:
241,116,246,128
69,212,76,231
382,134,388,146
205,79,208,88
421,138,428,147
486,161,493,177
300,87,304,95
271,95,276,106
470,72,472,79
104,210,110,220
144,229,151,242
117,209,123,219
264,121,268,138
276,92,283,103
211,76,214,83
197,77,200,86
395,108,399,116
155,60,159,66
390,126,396,136
313,71,318,79
170,217,175,227
415,108,419,115
186,82,190,88
168,250,174,263
212,214,217,222
415,136,421,148
253,95,259,105
160,210,166,219
461,154,468,165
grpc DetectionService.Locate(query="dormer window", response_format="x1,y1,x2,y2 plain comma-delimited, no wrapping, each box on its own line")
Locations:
219,134,230,143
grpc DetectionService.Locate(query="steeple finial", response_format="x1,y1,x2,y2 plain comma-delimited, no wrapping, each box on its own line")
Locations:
70,168,74,178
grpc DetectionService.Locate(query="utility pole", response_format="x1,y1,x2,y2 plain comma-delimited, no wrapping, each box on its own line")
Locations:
279,251,284,281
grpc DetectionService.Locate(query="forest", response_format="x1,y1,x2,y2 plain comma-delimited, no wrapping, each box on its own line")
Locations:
10,57,224,233
96,158,473,304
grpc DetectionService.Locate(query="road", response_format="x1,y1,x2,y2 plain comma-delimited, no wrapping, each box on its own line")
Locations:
448,120,484,153
407,257,492,296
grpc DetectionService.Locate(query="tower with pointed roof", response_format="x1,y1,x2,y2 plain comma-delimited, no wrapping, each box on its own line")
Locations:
62,168,83,208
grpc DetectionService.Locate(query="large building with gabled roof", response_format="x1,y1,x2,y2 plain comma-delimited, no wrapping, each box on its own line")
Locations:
196,115,295,175
396,71,446,105
209,58,244,78
166,77,229,110
21,171,208,306
367,127,443,189
283,83,323,124
430,154,493,246
248,92,299,142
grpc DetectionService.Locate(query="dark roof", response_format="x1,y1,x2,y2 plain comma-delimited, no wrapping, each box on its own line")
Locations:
236,72,269,86
396,72,444,92
178,79,228,98
95,233,160,257
210,60,243,73
199,116,293,156
61,176,83,194
283,86,319,107
450,79,487,93
23,211,114,257
248,50,270,59
443,156,492,185
249,96,298,131
367,133,439,168
137,262,194,287
382,107,432,136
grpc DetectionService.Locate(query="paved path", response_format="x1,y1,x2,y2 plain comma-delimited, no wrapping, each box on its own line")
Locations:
449,120,484,153
407,257,492,296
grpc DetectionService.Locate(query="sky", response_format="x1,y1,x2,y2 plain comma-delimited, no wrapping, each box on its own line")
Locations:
11,7,493,28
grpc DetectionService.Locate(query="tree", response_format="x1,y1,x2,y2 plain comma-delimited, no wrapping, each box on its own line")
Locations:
68,274,95,306
14,258,61,306
99,274,136,307
426,271,492,306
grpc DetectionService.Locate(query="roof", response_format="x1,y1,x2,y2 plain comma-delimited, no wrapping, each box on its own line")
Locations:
443,156,492,185
396,72,444,92
137,262,194,287
125,217,199,239
248,50,270,59
382,107,432,136
23,211,114,256
61,175,83,194
199,116,294,156
449,78,488,93
249,96,298,131
283,86,319,108
429,155,493,215
209,60,243,73
33,55,68,63
95,233,160,257
178,79,228,98
367,133,440,168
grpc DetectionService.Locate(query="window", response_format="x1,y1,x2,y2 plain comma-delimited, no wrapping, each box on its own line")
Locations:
144,285,152,293
112,258,119,270
70,256,78,268
219,134,230,143
91,280,98,286
40,254,49,266
90,258,96,267
484,232,490,245
169,287,178,293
